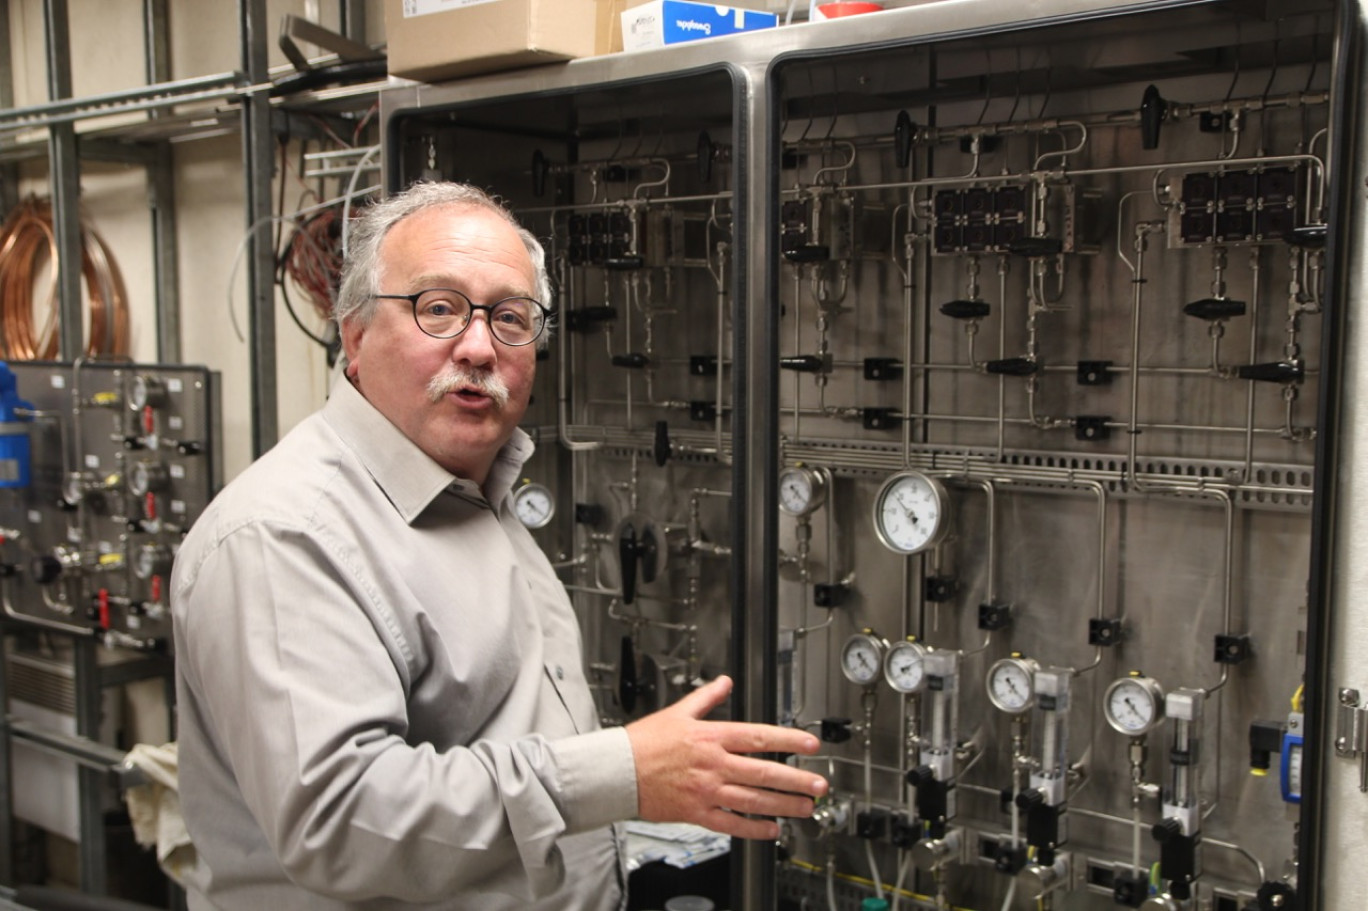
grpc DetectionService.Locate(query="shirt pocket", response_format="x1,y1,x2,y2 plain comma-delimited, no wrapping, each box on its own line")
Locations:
541,659,599,736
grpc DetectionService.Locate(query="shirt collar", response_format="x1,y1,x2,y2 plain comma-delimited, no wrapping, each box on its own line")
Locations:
323,377,534,522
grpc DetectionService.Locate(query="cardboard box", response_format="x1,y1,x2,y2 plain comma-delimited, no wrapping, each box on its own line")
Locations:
386,0,627,83
621,1,778,51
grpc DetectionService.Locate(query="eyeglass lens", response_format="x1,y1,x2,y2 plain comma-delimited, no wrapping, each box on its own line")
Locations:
413,290,543,345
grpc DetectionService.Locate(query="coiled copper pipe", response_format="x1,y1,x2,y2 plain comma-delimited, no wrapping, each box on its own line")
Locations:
0,196,130,360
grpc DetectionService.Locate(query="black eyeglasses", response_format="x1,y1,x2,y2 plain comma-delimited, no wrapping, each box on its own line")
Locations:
375,289,550,347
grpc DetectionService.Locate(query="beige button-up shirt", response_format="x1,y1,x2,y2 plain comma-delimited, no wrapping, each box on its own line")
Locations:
171,378,636,909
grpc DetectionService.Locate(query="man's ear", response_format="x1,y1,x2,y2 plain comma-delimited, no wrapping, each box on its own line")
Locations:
341,317,364,379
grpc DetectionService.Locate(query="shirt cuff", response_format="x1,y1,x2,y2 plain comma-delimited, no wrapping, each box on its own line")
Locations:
549,726,639,834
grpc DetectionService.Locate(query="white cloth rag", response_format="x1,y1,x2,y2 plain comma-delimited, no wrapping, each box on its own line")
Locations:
122,741,203,889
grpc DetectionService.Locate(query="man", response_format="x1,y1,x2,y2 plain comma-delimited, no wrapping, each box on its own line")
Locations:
171,181,827,909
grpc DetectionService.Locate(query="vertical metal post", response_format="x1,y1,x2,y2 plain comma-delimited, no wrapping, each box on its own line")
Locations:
143,0,170,84
340,0,366,39
0,10,13,882
144,0,181,363
1305,3,1362,908
240,0,279,454
73,640,105,894
44,0,84,362
731,64,778,911
0,0,18,215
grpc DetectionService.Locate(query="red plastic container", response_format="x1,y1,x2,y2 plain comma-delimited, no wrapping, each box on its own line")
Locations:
817,1,884,17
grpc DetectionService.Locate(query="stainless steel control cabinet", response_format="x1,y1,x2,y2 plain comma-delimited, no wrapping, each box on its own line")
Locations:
381,2,1366,907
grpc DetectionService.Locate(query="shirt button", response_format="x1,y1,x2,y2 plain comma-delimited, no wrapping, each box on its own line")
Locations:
556,666,564,680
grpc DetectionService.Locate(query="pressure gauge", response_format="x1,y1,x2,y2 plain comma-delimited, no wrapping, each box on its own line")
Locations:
1103,673,1166,736
986,655,1039,714
841,630,889,687
779,465,828,517
872,470,950,554
134,543,173,581
128,460,169,497
883,639,929,694
512,482,555,530
129,374,167,411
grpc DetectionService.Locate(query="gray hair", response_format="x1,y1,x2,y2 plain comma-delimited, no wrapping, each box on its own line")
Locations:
334,182,552,332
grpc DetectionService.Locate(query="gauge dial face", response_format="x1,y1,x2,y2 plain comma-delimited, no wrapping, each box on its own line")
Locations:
1103,675,1165,735
883,640,929,694
779,466,827,517
841,632,888,687
873,471,949,554
128,461,166,497
134,544,171,581
986,657,1038,714
512,483,555,530
129,375,165,411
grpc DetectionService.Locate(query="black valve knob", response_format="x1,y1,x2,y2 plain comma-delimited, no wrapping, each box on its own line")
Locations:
618,522,639,606
611,353,650,369
653,421,671,467
1151,817,1183,843
177,440,203,456
985,357,1041,377
821,718,853,744
1141,84,1168,150
30,554,63,585
1014,788,1045,811
940,299,992,320
780,355,826,373
1183,297,1247,321
1236,360,1304,383
697,131,715,183
905,765,935,787
894,110,917,169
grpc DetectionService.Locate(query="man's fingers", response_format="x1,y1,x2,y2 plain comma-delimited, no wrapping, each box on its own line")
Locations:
714,721,822,758
715,783,816,820
670,675,734,720
698,807,781,841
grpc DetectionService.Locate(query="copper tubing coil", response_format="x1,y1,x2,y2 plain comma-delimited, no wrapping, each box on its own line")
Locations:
0,196,130,360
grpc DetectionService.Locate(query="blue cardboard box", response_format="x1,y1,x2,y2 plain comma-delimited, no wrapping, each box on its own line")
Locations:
622,1,779,51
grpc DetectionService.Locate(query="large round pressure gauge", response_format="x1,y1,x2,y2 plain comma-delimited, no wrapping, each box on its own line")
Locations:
986,655,1039,714
512,482,556,529
840,630,889,687
873,470,950,554
883,639,929,694
1103,673,1166,736
779,465,828,517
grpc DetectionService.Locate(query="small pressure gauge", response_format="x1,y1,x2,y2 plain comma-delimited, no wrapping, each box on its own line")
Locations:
133,543,173,581
1103,673,1166,736
512,482,555,530
840,630,889,687
872,470,950,554
129,374,167,411
128,460,169,497
883,639,929,694
778,465,828,517
986,655,1039,714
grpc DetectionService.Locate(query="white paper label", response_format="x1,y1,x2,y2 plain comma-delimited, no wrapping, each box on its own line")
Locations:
403,0,500,18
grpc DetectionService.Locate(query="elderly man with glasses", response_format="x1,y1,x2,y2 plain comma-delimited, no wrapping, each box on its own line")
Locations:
171,181,826,910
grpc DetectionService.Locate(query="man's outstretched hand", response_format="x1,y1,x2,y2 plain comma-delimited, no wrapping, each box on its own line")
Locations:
626,675,829,840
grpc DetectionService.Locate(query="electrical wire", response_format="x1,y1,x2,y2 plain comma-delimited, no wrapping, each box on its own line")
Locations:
0,196,129,359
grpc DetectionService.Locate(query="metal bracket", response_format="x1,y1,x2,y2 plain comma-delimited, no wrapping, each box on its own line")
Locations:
1334,688,1368,791
278,14,383,73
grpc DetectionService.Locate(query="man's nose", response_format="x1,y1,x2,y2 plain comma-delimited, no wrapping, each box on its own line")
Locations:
454,312,498,362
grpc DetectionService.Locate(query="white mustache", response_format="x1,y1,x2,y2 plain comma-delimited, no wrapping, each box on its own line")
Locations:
426,365,510,409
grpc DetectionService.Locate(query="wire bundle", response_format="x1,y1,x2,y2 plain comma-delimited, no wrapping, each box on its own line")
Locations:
0,196,129,359
279,207,343,325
